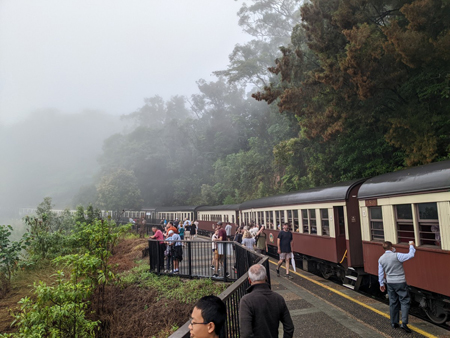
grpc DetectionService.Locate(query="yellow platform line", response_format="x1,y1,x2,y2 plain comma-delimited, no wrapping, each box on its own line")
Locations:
269,259,436,338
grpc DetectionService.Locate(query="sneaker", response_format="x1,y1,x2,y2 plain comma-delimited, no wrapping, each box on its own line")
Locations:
286,274,293,279
211,266,215,270
276,269,280,277
225,272,230,278
218,267,221,271
164,270,168,273
213,274,218,278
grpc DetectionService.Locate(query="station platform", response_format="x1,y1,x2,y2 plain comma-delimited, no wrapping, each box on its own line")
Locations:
269,259,450,338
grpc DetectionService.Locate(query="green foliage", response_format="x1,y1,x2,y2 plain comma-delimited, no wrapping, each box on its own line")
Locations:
0,225,30,285
117,262,228,304
0,271,99,338
69,219,130,255
74,205,86,224
254,0,450,179
23,216,71,261
61,219,130,311
85,205,96,224
1,217,129,337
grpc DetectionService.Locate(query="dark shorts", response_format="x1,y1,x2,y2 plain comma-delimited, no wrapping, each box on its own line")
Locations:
173,246,183,261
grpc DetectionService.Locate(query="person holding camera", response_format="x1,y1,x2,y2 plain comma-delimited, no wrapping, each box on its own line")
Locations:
378,241,416,333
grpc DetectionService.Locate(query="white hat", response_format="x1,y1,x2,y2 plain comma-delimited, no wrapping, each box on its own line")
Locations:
168,230,174,235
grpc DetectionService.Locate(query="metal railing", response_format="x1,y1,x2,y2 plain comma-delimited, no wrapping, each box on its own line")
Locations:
148,238,238,281
147,238,270,337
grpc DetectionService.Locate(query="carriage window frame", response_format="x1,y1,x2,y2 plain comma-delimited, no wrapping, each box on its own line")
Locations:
320,209,330,236
417,202,440,248
293,210,299,232
309,209,317,235
301,209,308,233
369,206,384,241
395,204,414,244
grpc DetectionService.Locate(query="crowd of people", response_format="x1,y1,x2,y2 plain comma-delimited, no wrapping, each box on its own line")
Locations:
149,217,295,277
147,218,419,336
149,218,199,273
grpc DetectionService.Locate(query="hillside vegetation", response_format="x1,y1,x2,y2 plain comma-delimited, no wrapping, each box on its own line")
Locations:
0,202,226,337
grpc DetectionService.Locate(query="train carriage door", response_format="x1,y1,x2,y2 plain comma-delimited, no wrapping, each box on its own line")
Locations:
334,206,348,268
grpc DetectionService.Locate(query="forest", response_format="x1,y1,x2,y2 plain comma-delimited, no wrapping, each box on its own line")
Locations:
72,0,449,210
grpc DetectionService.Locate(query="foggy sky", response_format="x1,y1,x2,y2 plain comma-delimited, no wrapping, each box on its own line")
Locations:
0,0,249,125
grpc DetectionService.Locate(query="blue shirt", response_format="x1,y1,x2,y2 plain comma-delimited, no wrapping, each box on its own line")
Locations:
167,233,182,246
378,245,416,286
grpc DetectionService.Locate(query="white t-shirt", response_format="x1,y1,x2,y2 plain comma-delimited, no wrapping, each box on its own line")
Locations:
211,234,218,250
225,224,232,236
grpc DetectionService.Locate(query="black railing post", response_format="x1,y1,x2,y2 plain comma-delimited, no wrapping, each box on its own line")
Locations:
223,241,228,281
149,239,152,271
188,241,192,278
156,241,160,275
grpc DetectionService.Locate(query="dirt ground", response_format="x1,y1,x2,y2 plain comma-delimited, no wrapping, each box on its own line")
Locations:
0,237,191,337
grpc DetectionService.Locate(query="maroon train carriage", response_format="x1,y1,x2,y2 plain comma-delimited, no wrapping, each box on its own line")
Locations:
358,160,450,324
238,179,366,284
197,204,240,236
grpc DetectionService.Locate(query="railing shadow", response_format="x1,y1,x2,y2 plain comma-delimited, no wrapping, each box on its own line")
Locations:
148,239,270,338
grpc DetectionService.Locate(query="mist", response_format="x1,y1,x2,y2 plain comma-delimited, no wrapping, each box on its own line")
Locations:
0,110,125,224
0,0,250,224
0,0,249,125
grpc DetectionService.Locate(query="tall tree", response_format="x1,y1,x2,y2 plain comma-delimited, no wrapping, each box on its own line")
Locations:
254,0,450,186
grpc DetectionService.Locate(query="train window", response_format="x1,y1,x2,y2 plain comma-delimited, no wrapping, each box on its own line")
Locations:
287,210,292,229
417,203,440,248
302,209,308,233
265,211,273,229
369,207,384,241
309,209,317,235
320,209,329,236
293,210,299,232
275,211,281,229
395,204,414,244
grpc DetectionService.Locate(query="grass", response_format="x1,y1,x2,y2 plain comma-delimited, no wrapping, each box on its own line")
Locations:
116,260,229,303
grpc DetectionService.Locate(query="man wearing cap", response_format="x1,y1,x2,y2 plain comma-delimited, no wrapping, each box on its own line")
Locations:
166,229,183,273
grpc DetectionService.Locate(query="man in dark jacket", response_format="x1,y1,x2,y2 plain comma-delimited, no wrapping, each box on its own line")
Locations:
239,264,294,338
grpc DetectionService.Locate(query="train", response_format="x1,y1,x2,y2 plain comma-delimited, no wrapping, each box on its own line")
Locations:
147,160,450,325
19,160,450,324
